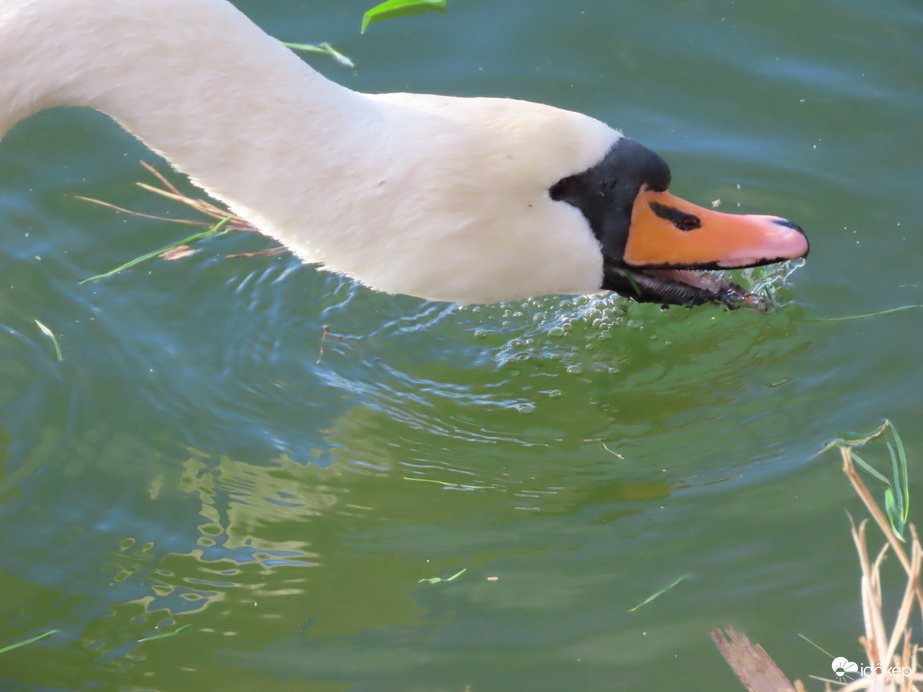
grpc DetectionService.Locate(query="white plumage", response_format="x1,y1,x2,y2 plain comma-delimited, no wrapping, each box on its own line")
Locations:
0,0,621,303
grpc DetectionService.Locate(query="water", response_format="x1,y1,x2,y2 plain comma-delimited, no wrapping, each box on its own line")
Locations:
1,0,921,689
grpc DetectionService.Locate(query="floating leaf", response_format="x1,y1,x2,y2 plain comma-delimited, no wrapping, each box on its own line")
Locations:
629,572,692,612
0,629,58,655
34,320,62,361
818,421,890,457
81,216,232,283
403,476,487,490
811,304,923,322
361,0,447,34
419,568,467,584
138,624,191,643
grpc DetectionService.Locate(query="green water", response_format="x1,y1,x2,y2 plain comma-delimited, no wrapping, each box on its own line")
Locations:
1,0,921,690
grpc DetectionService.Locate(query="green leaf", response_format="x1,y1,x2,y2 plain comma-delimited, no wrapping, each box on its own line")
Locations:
624,269,642,297
828,421,890,449
850,451,890,486
629,572,692,612
34,320,62,362
838,420,910,543
81,216,232,284
811,304,923,322
891,425,910,524
137,624,191,643
884,489,905,541
887,442,904,519
0,629,58,655
361,0,447,35
418,568,467,584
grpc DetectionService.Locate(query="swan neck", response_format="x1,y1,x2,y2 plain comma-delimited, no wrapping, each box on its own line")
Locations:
0,0,381,220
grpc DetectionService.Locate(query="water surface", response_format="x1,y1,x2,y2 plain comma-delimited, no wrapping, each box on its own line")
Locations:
1,0,922,690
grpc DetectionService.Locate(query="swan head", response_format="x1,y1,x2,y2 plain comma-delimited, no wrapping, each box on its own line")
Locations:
549,137,810,307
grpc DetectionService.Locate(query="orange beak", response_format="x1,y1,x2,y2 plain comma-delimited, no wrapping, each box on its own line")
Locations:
624,187,809,268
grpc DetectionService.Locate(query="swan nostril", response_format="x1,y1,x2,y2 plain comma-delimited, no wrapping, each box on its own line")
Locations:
649,202,701,232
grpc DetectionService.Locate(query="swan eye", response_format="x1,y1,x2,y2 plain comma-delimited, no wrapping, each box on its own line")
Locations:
602,177,620,193
549,176,580,201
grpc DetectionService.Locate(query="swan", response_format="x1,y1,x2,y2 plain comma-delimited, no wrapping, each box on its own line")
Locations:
0,0,808,306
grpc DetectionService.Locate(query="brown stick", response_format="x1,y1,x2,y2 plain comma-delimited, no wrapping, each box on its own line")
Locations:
711,627,798,692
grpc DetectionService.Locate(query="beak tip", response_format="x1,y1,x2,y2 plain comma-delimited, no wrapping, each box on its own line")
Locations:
772,217,809,259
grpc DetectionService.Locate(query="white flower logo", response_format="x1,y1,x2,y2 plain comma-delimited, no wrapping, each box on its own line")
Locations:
832,657,859,677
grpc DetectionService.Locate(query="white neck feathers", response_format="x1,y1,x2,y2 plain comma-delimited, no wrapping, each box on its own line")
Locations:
0,0,619,302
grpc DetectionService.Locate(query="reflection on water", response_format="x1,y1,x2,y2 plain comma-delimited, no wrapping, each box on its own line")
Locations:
2,438,675,688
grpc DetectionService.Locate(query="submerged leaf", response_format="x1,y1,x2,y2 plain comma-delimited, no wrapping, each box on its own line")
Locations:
361,0,447,34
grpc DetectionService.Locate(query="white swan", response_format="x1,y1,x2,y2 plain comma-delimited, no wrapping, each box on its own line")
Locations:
0,0,808,305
